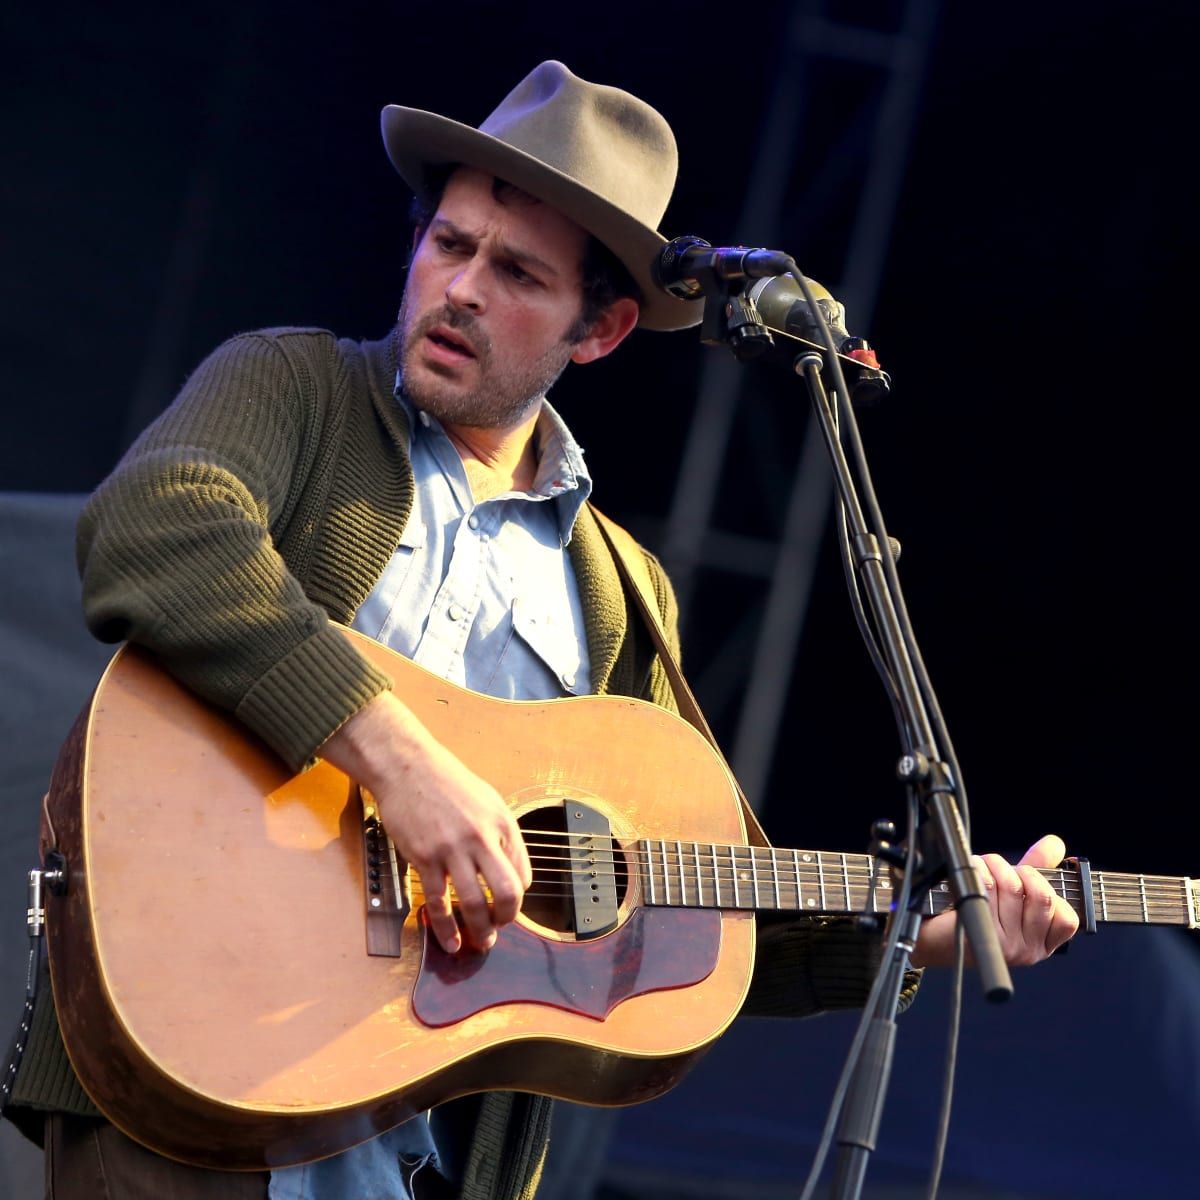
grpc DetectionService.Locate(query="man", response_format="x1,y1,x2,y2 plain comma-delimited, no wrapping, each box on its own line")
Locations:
6,61,1078,1199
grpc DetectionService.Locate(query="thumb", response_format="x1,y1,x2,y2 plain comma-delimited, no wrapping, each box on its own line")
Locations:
1017,833,1067,869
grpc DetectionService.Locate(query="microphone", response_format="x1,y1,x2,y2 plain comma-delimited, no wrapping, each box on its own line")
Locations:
655,236,890,401
745,275,890,403
744,274,848,344
654,236,793,300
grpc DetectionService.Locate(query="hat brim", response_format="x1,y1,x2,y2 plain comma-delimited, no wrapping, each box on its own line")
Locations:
381,105,702,333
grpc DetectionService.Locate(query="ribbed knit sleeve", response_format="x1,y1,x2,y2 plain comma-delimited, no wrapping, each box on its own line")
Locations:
743,915,922,1018
75,330,393,770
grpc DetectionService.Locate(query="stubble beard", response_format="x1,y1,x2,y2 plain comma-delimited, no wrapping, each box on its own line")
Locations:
396,295,576,430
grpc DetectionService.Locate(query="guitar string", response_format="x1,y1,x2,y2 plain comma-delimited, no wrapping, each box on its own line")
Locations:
393,872,1186,920
393,869,1184,915
368,832,1188,916
398,895,1181,925
381,843,1187,901
501,831,1191,890
501,845,1190,901
392,898,1180,926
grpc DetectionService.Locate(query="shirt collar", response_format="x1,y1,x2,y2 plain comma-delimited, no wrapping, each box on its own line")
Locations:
393,374,593,547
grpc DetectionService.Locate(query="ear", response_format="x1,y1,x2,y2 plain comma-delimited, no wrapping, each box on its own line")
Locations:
570,297,640,365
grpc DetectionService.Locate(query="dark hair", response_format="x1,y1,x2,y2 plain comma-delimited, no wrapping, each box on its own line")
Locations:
408,170,643,342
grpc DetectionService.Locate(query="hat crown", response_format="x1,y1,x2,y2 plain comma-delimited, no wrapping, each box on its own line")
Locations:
477,61,678,234
380,61,700,330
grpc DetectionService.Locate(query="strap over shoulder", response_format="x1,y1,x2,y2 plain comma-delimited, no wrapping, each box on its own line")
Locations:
588,503,770,848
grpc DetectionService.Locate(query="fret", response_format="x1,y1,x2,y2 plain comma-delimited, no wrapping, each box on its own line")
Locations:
634,841,1193,927
860,856,877,914
875,870,891,914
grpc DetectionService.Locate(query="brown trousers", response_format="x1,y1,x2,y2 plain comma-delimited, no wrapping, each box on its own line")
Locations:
44,1114,269,1200
42,1114,458,1200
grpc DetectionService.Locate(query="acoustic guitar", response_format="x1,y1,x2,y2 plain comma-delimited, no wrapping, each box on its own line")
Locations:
41,627,1198,1169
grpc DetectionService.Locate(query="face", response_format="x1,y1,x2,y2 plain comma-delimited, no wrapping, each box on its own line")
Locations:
396,167,594,430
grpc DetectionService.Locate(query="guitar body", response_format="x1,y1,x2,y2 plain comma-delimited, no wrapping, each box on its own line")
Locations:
43,628,755,1169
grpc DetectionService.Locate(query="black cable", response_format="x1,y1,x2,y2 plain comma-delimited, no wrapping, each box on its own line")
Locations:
774,263,971,1199
796,788,920,1200
0,882,45,1113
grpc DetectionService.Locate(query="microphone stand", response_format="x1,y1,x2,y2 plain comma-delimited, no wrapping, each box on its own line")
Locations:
685,263,1012,1199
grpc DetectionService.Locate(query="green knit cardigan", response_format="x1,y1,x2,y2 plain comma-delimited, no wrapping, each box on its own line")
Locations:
9,328,917,1200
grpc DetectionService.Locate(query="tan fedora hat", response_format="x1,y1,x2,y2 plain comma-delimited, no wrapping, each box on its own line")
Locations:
380,61,701,332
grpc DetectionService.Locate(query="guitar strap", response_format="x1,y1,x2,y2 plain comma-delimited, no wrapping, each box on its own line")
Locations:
588,503,771,848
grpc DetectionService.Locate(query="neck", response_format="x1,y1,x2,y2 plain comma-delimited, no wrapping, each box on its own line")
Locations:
631,841,1199,929
443,408,541,502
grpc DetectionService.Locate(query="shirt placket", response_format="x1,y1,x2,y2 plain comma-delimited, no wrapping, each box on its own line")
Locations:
410,509,487,686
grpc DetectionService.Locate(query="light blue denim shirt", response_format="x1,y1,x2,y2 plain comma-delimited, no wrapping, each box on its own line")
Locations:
352,387,593,697
270,385,593,1199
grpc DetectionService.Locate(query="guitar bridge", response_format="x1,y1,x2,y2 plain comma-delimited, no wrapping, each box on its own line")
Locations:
361,794,409,957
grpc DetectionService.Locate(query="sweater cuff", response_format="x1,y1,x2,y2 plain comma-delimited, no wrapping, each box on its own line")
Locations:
744,916,923,1018
235,625,391,771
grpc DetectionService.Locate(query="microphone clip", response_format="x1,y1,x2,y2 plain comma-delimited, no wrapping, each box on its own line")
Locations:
718,292,776,362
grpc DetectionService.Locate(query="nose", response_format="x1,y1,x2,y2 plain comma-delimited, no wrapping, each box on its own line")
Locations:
445,256,487,314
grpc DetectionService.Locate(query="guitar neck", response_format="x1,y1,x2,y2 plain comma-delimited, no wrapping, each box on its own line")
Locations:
635,841,1199,930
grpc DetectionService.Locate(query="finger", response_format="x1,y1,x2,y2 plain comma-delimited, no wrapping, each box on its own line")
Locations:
476,845,526,928
1015,864,1058,962
419,870,462,954
1018,861,1081,956
1018,833,1067,870
1046,892,1081,954
971,854,996,900
504,825,532,892
984,854,1026,942
446,856,496,950
498,814,533,892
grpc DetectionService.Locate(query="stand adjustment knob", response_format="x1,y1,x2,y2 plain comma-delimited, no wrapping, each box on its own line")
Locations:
895,752,929,782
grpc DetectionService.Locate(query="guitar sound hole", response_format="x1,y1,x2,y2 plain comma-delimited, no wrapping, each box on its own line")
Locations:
517,804,627,935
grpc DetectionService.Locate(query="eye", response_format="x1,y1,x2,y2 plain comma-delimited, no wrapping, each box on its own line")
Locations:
506,262,536,285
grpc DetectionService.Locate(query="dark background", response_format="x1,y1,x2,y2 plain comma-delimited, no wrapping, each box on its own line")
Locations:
6,0,1194,874
3,2,1197,1196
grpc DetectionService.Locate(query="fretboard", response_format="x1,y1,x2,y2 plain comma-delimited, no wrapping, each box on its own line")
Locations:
634,840,1198,929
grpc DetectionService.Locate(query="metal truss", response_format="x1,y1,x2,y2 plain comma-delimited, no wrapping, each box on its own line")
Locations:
656,0,942,808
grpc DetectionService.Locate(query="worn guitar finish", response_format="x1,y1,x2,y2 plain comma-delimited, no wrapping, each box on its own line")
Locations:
42,629,1199,1170
43,629,755,1170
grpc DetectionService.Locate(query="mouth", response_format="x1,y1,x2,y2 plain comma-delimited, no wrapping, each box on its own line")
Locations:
424,323,478,361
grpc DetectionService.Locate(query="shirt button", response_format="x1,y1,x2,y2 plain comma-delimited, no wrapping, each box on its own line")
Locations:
418,410,431,427
467,514,480,530
561,671,576,689
447,603,464,623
